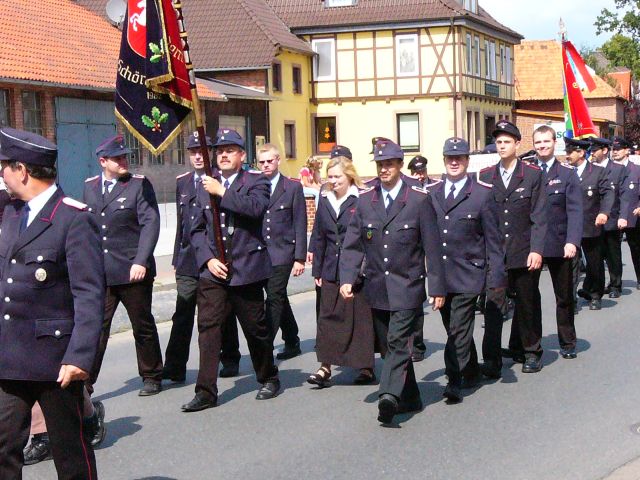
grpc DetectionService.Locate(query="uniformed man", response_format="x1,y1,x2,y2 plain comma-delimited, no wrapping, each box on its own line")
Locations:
181,128,279,412
83,135,163,396
256,143,307,359
0,176,11,222
590,137,628,298
330,144,352,160
0,127,104,479
426,138,505,402
339,138,446,425
408,155,431,187
567,138,614,310
616,136,640,289
479,120,547,375
524,126,583,360
162,131,214,383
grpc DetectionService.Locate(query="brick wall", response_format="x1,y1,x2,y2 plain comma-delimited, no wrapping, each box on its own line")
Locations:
204,70,268,92
305,195,316,233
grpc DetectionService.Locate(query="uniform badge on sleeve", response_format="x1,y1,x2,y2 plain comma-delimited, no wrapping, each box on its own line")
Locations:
366,224,373,240
35,268,47,282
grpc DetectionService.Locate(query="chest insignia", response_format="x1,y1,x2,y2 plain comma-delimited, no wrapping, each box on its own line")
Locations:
515,187,525,193
366,229,373,240
549,179,562,186
117,197,126,203
35,268,47,282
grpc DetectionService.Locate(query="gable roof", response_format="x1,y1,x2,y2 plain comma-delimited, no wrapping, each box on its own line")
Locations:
515,40,622,102
265,0,522,40
75,0,313,71
0,0,223,100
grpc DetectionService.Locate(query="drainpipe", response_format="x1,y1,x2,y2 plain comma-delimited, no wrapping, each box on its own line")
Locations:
451,16,458,136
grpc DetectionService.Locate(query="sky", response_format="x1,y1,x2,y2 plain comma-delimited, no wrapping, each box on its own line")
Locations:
480,0,616,49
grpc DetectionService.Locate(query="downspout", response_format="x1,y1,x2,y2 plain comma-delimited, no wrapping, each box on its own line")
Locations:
451,16,458,136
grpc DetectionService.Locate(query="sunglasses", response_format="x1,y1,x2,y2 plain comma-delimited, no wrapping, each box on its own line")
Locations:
257,158,277,165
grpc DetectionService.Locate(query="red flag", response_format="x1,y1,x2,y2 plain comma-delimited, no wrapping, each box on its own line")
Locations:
563,40,597,92
562,41,597,139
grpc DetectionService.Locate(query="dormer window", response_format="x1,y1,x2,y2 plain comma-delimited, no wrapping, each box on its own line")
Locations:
324,0,357,7
463,0,478,13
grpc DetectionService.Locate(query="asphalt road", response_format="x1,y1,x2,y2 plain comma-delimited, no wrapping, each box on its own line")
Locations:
24,248,640,480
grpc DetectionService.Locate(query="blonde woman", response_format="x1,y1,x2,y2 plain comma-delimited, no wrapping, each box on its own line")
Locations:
307,156,375,387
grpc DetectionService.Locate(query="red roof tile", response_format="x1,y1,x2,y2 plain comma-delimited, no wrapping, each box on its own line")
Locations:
0,0,223,100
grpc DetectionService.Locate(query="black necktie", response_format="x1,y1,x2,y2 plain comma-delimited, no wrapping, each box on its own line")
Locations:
541,162,548,175
19,204,30,234
446,183,456,209
195,177,203,195
103,180,113,199
224,179,230,189
385,193,394,214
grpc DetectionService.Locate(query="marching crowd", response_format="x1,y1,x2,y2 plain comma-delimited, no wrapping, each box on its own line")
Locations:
0,119,639,479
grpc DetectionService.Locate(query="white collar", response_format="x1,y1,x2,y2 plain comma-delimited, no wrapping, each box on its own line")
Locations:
380,178,403,200
26,184,58,225
615,158,629,167
538,157,556,170
576,160,588,178
269,172,281,192
222,172,239,186
327,185,359,215
444,175,468,195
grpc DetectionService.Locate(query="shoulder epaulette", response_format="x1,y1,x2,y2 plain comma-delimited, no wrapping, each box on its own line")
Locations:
288,177,301,182
358,186,375,195
525,163,541,170
62,197,88,210
85,175,99,182
132,173,145,179
560,163,575,169
411,185,429,195
247,169,261,174
425,179,443,188
363,178,378,185
477,179,493,188
176,171,190,179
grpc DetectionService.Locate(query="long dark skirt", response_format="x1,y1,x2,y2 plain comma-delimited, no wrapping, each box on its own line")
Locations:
316,280,374,369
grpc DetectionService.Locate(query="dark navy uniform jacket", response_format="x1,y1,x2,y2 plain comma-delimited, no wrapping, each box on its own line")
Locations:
263,176,307,266
603,161,627,232
172,171,200,277
340,180,446,311
191,169,272,286
83,174,160,286
539,160,583,257
577,162,614,238
426,176,506,294
620,161,640,228
310,192,358,282
0,189,105,381
479,160,547,270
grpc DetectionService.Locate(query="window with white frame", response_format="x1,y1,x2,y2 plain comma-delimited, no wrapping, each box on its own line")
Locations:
397,113,420,152
474,36,481,76
489,41,497,80
485,40,490,79
463,0,477,13
312,38,335,81
395,33,419,76
0,89,10,127
500,45,505,82
506,46,512,83
465,34,472,75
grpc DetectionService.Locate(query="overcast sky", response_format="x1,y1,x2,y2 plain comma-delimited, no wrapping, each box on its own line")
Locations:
480,0,616,49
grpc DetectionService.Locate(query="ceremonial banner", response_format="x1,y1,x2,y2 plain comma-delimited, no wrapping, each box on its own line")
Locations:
562,40,597,139
115,0,193,154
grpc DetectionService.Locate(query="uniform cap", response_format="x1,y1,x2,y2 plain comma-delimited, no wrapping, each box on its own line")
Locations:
443,137,470,156
370,136,392,154
588,137,612,150
212,128,245,150
492,120,521,141
95,134,132,158
611,136,632,150
330,144,352,160
0,127,57,166
187,131,213,149
482,143,497,154
408,155,428,172
564,137,591,152
372,139,404,162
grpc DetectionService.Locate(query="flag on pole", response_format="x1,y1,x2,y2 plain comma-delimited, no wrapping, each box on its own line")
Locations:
115,0,193,154
562,39,597,139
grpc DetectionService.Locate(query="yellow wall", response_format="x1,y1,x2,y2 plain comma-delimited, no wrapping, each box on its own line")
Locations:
268,50,314,177
315,97,454,178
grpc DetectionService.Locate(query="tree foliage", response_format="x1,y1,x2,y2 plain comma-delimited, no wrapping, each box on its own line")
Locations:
595,1,640,77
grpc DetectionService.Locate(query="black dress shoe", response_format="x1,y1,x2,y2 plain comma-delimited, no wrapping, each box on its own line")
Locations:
181,394,217,412
604,285,612,294
460,372,481,389
256,379,280,400
377,394,398,424
609,288,621,298
353,370,376,385
84,401,106,448
577,289,592,301
23,433,52,465
219,365,239,378
139,379,162,396
501,348,525,364
560,348,577,359
522,355,542,373
411,351,425,362
398,398,422,414
480,362,502,379
589,299,602,310
162,367,186,384
443,383,462,403
276,344,301,360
